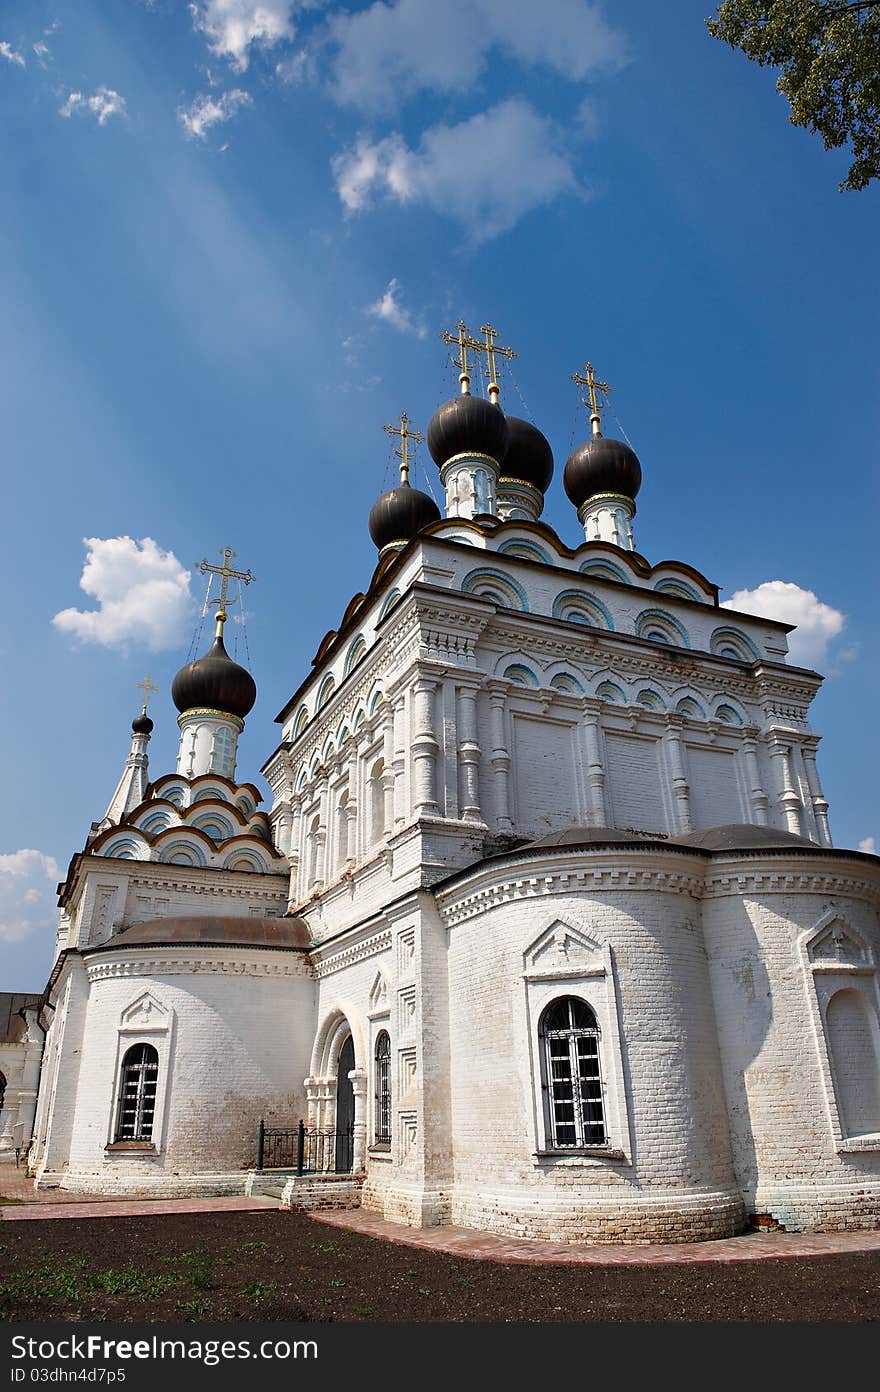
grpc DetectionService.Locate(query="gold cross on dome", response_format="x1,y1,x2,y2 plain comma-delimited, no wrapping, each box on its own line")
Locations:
384,411,424,485
440,319,483,395
136,675,159,712
571,362,611,436
473,323,517,405
198,547,255,634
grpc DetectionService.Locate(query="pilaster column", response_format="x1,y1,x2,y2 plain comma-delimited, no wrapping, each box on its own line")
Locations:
345,753,358,866
412,676,439,817
14,1014,42,1161
582,699,608,827
457,683,483,821
304,1077,320,1129
740,727,770,826
767,731,803,835
802,738,832,847
275,800,293,857
381,701,395,837
310,771,329,889
0,1085,17,1159
487,680,513,831
287,796,303,904
392,693,407,828
664,715,692,833
349,1068,368,1173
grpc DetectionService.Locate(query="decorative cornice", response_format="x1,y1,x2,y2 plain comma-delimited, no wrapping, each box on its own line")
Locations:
437,864,705,928
87,952,313,982
177,709,244,731
310,927,393,978
703,866,880,904
439,452,501,480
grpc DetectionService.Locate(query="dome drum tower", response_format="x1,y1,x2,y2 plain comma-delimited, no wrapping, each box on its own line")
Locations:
171,550,257,781
564,363,642,550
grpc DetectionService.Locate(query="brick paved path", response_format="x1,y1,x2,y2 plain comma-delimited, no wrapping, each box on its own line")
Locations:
311,1208,880,1265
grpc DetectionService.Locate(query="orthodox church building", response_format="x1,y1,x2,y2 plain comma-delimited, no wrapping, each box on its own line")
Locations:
16,327,880,1243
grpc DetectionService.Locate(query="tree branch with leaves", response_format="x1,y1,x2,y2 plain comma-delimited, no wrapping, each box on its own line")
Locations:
707,1,880,189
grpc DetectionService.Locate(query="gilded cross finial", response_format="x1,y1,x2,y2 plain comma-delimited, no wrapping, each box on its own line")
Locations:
440,319,482,396
136,675,159,713
571,362,611,437
198,546,255,636
384,411,424,485
474,323,517,406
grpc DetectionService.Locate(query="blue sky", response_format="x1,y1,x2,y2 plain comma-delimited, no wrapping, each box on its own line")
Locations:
1,0,877,990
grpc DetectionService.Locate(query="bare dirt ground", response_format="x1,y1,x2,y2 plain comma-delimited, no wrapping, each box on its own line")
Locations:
1,1208,879,1322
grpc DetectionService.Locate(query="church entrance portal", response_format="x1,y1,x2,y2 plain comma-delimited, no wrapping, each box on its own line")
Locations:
335,1034,354,1172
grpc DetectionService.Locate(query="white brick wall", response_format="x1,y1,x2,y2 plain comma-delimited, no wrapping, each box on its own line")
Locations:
50,948,314,1194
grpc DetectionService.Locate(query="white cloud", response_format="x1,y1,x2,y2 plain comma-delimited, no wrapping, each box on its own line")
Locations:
333,99,579,240
0,849,59,882
858,837,876,856
191,0,297,71
52,537,194,652
327,0,625,111
366,279,426,337
722,581,846,668
32,41,49,60
179,88,252,139
59,87,127,125
0,40,25,67
0,849,59,945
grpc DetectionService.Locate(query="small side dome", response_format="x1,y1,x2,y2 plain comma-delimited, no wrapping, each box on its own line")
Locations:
563,436,641,509
672,824,817,852
502,415,554,493
368,481,441,553
428,395,509,469
132,712,154,736
171,634,256,720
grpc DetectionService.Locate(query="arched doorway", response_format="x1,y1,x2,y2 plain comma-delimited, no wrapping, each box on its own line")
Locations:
335,1034,354,1172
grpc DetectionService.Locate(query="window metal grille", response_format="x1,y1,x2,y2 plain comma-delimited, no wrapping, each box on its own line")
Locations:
541,997,606,1148
115,1043,158,1142
374,1031,391,1145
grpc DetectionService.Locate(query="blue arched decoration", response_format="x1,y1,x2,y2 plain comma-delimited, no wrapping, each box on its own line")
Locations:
596,681,626,705
635,608,691,649
578,560,628,583
503,663,540,688
552,589,615,631
344,636,367,676
497,540,551,564
462,567,530,612
710,626,761,662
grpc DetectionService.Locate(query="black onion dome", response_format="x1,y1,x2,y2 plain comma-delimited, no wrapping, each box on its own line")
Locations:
563,434,642,509
171,634,256,720
368,481,441,552
502,415,554,493
132,712,153,736
427,395,509,469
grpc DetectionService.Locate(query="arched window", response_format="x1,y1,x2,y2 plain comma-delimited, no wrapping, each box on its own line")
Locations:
114,1044,158,1142
374,1031,391,1147
540,997,605,1149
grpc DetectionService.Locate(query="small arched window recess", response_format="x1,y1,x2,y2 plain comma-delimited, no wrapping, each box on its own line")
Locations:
114,1043,158,1142
374,1031,391,1148
540,997,606,1149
